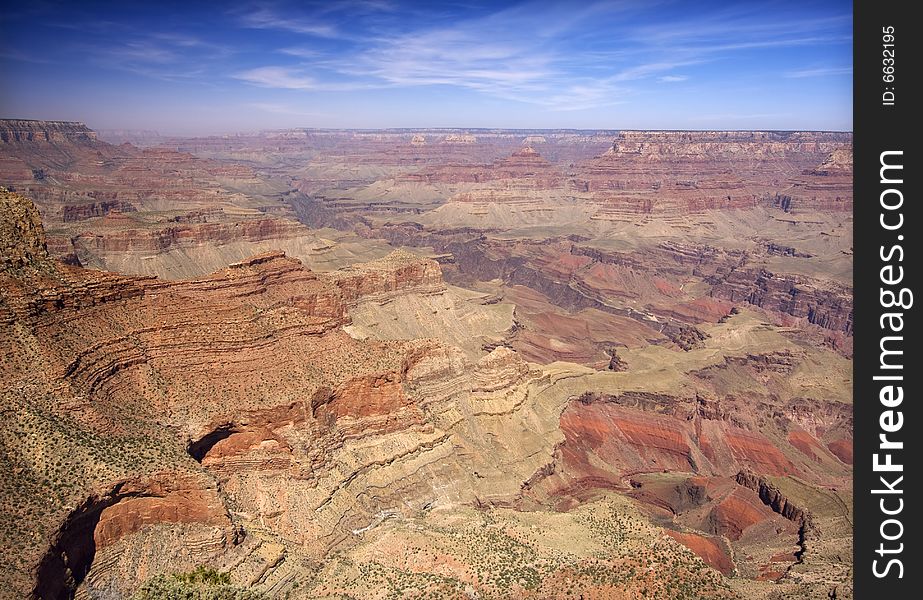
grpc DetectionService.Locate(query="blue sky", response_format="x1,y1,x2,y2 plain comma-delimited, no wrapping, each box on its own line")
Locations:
0,1,852,134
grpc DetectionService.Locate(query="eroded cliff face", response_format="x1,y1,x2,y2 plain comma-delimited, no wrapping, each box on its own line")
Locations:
569,132,851,219
1,186,50,271
0,119,337,280
397,146,563,189
0,120,98,144
320,249,445,303
1,190,620,598
66,217,308,255
355,227,851,368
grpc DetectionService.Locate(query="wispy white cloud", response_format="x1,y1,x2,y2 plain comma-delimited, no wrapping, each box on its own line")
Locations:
631,9,850,48
611,61,703,82
232,1,397,40
74,33,232,82
279,46,324,59
118,41,180,64
47,19,125,33
150,32,234,57
227,0,851,113
238,6,340,38
235,66,317,89
785,66,852,78
234,66,381,92
305,2,639,110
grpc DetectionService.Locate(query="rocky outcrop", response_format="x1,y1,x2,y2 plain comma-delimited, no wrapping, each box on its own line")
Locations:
570,131,851,218
771,147,853,212
811,147,852,174
707,488,776,540
321,249,445,303
1,187,51,272
397,146,562,188
69,217,309,254
442,133,477,144
0,120,98,144
734,471,813,529
605,131,848,158
621,472,806,582
62,200,137,222
33,472,234,600
734,470,818,563
710,268,853,334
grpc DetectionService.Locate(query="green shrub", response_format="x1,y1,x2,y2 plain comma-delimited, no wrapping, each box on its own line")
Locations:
132,566,264,600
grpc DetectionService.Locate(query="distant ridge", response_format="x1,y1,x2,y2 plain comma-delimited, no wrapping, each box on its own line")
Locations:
0,119,97,143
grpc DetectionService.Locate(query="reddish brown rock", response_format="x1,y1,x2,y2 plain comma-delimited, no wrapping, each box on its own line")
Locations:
397,146,562,188
93,478,230,549
570,131,850,218
827,439,853,464
665,530,734,575
708,488,776,540
557,400,697,481
722,429,796,476
321,249,445,303
787,430,823,461
710,267,853,334
68,217,307,254
323,373,410,420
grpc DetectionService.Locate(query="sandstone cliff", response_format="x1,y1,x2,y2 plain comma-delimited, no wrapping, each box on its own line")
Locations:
0,120,98,144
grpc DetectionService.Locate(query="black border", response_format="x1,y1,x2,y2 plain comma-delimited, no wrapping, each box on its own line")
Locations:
854,0,918,596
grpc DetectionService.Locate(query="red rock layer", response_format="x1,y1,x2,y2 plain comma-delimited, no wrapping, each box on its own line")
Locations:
67,217,308,254
722,429,796,476
664,530,734,575
827,439,853,464
525,390,842,509
93,475,231,549
571,131,851,217
708,488,776,540
787,430,824,461
557,401,697,480
322,373,410,420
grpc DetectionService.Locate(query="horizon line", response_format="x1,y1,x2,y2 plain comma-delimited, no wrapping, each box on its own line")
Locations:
0,118,853,136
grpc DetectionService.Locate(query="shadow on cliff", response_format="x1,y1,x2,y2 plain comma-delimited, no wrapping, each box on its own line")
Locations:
35,495,114,599
187,425,240,462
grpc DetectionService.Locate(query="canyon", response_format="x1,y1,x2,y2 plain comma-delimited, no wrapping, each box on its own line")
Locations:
1,120,852,599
